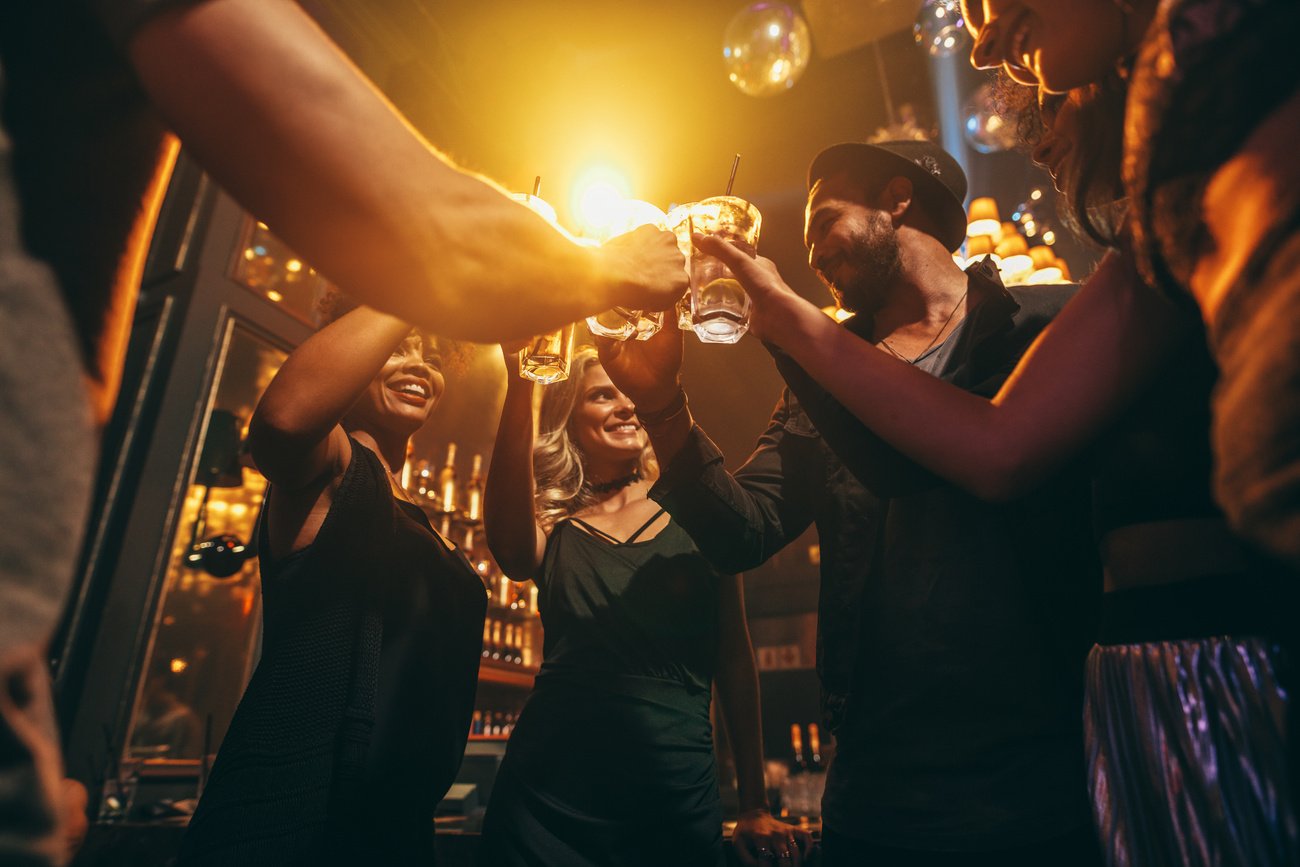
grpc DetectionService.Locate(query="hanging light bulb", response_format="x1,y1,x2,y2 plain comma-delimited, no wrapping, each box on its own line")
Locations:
913,0,968,58
962,82,1019,154
723,2,812,97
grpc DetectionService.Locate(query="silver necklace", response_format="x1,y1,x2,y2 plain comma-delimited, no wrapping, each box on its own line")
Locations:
877,289,969,365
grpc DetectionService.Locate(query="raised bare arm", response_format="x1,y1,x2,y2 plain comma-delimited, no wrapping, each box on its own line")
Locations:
125,0,686,342
699,237,1191,501
482,350,547,580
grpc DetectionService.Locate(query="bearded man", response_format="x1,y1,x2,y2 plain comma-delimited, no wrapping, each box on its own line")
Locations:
598,141,1103,866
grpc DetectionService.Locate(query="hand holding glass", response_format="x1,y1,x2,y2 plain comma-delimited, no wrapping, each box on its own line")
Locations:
686,197,762,344
585,200,669,342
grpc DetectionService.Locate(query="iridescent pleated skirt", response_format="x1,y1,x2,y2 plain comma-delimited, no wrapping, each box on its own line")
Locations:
1085,637,1299,866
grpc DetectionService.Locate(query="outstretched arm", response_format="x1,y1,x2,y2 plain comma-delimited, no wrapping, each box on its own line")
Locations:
122,0,686,342
698,236,1192,501
249,307,414,492
482,349,547,581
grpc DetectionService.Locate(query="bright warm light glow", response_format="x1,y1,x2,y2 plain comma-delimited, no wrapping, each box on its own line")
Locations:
820,305,854,323
170,658,188,674
600,200,668,241
285,259,303,273
967,218,1001,238
572,166,632,238
768,22,781,37
999,254,1035,284
1042,229,1057,245
266,290,284,303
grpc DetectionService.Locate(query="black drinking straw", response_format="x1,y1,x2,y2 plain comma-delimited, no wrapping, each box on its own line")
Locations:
725,154,741,196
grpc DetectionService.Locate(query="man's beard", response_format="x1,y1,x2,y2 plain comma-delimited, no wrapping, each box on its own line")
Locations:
830,212,901,315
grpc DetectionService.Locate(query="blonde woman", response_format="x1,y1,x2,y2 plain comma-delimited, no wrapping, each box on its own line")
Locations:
478,346,809,866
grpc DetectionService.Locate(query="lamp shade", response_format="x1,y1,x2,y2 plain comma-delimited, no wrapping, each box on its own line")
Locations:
1029,246,1056,269
995,234,1029,257
966,234,995,256
968,197,999,222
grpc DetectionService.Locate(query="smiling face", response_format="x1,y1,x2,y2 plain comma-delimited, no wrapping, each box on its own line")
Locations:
345,331,445,438
961,0,1130,93
568,363,646,466
804,173,902,315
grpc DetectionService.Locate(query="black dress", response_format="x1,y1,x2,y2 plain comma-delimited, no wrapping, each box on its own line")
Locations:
477,509,725,867
179,439,486,866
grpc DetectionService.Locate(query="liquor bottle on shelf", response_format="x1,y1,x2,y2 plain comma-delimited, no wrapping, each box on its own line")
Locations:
490,620,503,661
790,723,806,773
464,453,484,523
501,624,515,665
497,575,513,610
462,525,476,557
481,619,492,659
412,459,431,498
807,723,822,771
470,710,484,736
511,625,524,665
438,442,458,514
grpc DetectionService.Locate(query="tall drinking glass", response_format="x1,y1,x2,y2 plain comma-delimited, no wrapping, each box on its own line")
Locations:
687,196,762,344
585,200,668,341
518,322,576,384
509,190,577,381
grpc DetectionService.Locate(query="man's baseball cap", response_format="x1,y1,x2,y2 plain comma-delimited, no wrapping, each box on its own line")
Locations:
807,140,968,252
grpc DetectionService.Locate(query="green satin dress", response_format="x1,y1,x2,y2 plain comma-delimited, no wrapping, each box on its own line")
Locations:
477,508,725,866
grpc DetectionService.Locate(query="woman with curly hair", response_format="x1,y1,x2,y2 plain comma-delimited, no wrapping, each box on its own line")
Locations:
179,295,486,866
478,345,809,866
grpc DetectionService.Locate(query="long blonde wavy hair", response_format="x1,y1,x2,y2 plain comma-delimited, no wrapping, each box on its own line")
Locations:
533,347,657,530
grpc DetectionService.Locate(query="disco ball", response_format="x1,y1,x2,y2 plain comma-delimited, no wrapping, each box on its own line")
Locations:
962,82,1019,154
913,0,967,58
723,2,813,97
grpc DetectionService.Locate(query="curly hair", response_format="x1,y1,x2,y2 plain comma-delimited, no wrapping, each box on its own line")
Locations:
994,71,1129,249
313,285,474,371
533,347,657,530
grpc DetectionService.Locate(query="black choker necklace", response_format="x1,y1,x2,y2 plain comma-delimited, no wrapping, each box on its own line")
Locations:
587,470,641,494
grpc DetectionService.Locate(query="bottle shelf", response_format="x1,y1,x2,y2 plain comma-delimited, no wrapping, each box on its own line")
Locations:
478,661,536,688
